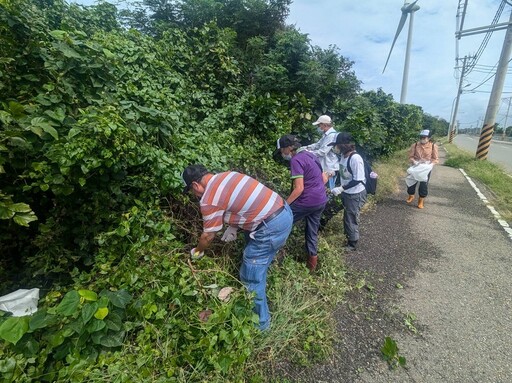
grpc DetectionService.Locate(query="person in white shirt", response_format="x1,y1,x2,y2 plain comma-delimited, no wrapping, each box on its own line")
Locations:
328,132,367,251
303,115,338,189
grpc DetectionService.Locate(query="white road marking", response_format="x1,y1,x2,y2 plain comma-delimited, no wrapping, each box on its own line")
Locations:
459,168,512,240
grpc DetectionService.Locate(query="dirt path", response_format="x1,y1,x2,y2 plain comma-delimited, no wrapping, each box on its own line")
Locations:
277,147,512,382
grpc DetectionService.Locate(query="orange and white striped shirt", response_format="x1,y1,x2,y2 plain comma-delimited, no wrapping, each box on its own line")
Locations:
200,171,284,232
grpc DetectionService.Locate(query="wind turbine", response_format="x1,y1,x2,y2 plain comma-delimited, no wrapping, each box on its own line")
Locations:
382,0,421,104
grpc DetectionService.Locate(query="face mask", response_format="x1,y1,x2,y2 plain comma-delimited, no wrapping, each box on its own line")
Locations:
281,153,292,161
420,138,428,144
332,146,341,155
317,127,324,134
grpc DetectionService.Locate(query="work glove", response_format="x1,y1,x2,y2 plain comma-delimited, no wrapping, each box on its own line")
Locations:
331,186,344,196
221,226,238,242
190,248,204,260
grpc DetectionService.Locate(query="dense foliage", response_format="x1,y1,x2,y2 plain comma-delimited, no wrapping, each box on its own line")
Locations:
0,0,448,381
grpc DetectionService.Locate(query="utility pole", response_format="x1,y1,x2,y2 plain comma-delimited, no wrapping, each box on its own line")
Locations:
502,97,512,139
449,55,468,143
476,10,512,160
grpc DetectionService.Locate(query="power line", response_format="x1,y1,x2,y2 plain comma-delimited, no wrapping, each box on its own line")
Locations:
468,57,512,91
465,0,507,75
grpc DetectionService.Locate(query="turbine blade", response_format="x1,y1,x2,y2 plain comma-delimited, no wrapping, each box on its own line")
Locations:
382,12,409,73
403,0,419,12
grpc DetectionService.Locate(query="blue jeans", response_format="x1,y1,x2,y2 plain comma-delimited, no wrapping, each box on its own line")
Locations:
327,176,335,190
240,204,293,330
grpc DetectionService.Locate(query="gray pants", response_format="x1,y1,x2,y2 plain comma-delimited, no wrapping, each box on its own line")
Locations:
341,190,367,242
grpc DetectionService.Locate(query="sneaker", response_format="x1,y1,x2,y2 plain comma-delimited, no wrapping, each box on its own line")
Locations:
345,240,357,252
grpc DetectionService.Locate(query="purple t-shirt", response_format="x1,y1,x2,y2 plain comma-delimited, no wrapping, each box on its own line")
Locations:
290,151,328,208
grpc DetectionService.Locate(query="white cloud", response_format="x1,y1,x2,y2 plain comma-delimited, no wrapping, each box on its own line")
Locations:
288,0,512,128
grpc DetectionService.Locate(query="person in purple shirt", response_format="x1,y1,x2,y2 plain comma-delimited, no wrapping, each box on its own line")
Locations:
276,134,328,271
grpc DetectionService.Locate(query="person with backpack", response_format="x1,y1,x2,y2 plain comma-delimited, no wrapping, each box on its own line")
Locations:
276,134,328,271
328,132,367,252
406,129,439,209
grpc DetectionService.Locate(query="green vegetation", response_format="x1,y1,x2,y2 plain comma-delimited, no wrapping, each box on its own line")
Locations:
0,0,448,381
444,143,512,221
380,336,406,369
404,312,417,334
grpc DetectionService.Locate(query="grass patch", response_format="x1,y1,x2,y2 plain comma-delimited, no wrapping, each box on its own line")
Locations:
248,221,349,379
372,149,410,202
443,142,512,222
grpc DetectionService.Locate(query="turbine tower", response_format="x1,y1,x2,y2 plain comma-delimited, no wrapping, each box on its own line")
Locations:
382,0,421,104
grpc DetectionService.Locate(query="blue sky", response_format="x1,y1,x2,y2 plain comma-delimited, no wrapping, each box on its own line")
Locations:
72,0,512,130
287,0,512,130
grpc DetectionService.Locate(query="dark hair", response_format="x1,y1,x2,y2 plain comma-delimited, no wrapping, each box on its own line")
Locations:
343,143,356,151
182,164,209,192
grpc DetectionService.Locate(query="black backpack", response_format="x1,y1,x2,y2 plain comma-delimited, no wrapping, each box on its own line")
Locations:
346,152,378,195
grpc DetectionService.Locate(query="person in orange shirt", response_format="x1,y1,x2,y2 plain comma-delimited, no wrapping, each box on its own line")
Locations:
406,130,439,209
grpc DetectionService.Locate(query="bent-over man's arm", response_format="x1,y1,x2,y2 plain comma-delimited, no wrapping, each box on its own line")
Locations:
196,231,216,253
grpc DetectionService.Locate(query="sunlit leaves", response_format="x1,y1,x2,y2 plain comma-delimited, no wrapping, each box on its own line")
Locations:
0,193,38,226
93,307,109,320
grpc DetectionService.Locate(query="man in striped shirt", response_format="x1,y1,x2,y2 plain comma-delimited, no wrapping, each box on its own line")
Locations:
182,164,293,330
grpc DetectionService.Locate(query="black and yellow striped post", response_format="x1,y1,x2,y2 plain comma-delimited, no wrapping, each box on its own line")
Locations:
474,9,512,160
448,126,456,143
476,124,495,160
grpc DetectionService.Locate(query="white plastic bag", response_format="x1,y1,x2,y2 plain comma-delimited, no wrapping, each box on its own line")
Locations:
0,288,39,317
405,163,433,186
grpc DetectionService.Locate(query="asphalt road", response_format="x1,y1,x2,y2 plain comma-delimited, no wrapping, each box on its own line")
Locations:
277,146,512,382
453,134,512,175
356,147,512,382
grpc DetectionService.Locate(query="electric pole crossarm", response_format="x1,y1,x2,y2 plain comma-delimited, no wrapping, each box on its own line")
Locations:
456,21,512,38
